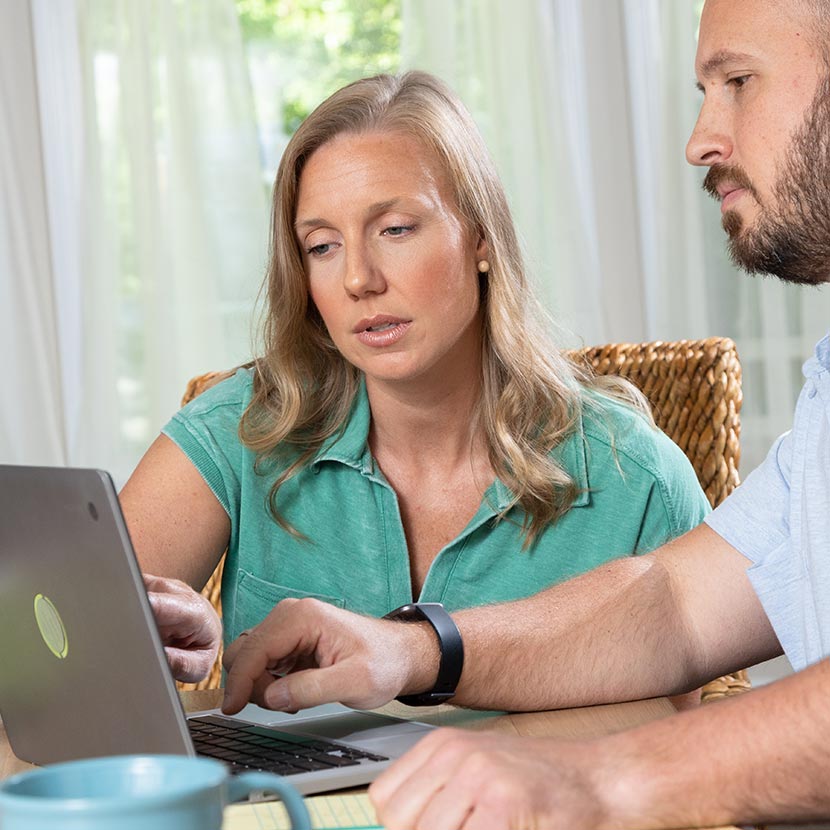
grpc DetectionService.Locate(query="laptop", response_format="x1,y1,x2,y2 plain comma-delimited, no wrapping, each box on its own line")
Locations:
0,465,434,794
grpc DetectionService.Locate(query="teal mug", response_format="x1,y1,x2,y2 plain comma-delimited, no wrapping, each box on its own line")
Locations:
0,754,311,830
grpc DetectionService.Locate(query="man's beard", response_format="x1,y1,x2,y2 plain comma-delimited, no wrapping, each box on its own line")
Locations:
702,73,830,286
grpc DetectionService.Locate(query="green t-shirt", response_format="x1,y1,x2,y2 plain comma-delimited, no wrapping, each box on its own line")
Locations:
163,369,709,644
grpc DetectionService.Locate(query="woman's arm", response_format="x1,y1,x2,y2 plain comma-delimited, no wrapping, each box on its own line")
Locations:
121,434,230,682
120,433,230,589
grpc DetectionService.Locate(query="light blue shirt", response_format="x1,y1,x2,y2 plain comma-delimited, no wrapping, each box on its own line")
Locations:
706,334,830,671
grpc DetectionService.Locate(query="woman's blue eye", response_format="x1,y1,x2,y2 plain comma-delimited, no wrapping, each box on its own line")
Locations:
384,225,413,236
307,243,332,256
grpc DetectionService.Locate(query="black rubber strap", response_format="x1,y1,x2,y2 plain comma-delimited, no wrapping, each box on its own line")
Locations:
383,602,464,706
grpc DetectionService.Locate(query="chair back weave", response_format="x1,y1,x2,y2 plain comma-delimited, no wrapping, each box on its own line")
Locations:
566,337,742,508
175,371,232,692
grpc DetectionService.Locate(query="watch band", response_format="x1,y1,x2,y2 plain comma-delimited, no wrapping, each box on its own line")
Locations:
382,602,464,706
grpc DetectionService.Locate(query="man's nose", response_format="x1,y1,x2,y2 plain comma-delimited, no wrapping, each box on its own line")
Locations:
686,97,733,167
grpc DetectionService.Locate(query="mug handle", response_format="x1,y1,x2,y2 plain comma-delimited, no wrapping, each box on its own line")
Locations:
228,773,311,830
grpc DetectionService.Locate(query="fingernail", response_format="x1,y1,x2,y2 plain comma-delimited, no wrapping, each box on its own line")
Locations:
264,683,290,710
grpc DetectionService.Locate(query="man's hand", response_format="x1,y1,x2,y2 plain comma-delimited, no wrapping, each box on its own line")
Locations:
222,598,439,714
144,574,222,683
369,729,609,830
370,661,830,830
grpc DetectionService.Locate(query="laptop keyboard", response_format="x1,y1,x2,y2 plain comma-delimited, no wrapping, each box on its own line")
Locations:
188,715,389,776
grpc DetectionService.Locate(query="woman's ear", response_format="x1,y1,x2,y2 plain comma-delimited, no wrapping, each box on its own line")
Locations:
475,234,489,264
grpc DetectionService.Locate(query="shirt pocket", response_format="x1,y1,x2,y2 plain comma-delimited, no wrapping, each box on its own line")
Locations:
229,569,346,641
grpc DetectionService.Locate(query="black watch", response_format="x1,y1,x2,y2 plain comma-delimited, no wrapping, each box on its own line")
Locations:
383,602,464,706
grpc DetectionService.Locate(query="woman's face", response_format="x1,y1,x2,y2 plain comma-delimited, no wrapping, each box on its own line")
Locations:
295,130,487,391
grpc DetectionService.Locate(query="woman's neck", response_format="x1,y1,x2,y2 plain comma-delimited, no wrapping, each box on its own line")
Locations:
366,374,487,473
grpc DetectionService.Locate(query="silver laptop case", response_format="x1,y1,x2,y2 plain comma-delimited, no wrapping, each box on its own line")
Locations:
0,466,193,763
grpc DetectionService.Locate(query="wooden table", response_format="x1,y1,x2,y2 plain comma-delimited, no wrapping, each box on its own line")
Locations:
0,690,740,828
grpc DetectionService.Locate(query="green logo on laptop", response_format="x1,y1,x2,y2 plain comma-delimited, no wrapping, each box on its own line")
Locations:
34,594,68,659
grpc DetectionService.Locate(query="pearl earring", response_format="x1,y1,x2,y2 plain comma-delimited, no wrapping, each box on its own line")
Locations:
477,260,490,274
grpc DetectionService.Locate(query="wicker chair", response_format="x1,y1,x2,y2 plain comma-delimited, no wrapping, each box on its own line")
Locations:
568,337,749,703
176,370,234,693
177,336,750,702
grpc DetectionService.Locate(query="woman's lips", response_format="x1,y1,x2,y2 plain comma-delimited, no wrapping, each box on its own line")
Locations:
354,317,412,347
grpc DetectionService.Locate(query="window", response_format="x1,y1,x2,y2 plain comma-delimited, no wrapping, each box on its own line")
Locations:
57,0,403,481
236,0,401,181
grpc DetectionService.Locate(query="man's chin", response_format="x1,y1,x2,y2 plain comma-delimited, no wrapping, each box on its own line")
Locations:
722,207,752,240
727,231,830,286
722,213,763,273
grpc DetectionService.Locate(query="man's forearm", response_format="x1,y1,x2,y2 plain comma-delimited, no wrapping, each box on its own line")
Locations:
373,657,830,830
446,553,695,709
434,525,778,711
601,658,830,827
224,525,779,717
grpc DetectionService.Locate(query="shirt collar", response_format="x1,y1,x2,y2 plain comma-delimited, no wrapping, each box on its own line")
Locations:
312,380,373,473
804,332,830,378
477,411,592,513
550,410,591,507
312,381,591,509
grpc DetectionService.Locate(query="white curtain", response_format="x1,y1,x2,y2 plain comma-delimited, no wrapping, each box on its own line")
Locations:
403,0,830,474
402,0,643,347
0,2,68,466
1,0,268,483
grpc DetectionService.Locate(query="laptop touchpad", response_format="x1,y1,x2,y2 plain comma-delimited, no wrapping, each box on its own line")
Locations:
278,711,424,742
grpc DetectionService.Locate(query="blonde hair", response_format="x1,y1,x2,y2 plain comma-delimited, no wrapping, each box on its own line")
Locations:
241,71,651,544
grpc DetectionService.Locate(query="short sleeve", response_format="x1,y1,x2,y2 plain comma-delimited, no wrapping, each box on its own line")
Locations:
630,432,711,554
580,394,711,556
704,430,793,564
635,464,712,554
161,369,253,518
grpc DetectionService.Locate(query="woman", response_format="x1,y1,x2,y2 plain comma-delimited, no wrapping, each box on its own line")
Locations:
123,71,708,682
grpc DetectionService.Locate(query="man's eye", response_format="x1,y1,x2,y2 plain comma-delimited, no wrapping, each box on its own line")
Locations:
727,75,751,89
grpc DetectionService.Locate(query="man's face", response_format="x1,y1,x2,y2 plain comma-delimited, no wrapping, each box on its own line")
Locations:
688,0,830,284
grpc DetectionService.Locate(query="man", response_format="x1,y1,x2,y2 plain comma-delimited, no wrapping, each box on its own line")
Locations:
213,0,830,826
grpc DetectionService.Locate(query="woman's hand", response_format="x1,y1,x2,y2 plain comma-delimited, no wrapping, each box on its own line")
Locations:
222,597,439,714
144,574,222,683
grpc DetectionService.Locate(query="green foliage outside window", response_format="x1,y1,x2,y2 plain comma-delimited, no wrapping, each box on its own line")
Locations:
236,0,400,141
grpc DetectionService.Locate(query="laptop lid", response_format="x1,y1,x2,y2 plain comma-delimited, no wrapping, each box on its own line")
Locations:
0,465,193,763
0,465,434,792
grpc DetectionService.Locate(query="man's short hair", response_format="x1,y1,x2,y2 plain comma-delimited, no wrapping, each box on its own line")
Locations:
795,0,830,59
